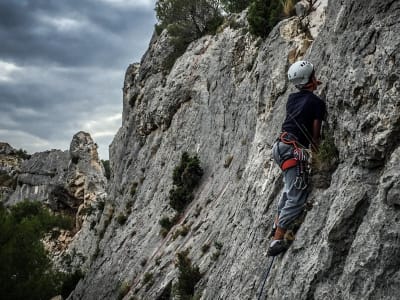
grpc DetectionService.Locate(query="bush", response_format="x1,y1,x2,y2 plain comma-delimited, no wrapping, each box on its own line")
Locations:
169,152,203,212
117,281,131,300
117,214,128,225
159,214,180,237
0,200,75,300
313,131,339,171
15,148,31,160
173,250,202,299
247,0,283,38
130,182,139,196
221,0,251,13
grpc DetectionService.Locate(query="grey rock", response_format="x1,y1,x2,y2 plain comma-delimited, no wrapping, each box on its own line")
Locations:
54,1,400,299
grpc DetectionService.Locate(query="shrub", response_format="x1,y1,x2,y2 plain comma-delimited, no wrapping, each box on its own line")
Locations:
15,148,31,160
247,0,283,38
130,182,138,196
211,251,221,261
201,243,211,254
117,214,128,225
221,0,251,13
159,214,180,237
117,281,131,300
214,241,223,250
169,152,203,212
172,225,190,240
313,131,339,171
224,155,234,168
143,272,154,285
169,186,193,212
173,250,202,299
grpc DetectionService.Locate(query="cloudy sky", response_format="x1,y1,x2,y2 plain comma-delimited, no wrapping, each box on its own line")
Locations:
0,0,157,159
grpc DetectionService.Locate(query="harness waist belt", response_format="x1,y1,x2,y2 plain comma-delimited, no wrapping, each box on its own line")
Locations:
281,158,297,171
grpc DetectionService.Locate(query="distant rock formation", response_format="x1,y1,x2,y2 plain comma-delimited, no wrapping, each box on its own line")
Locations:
3,132,107,273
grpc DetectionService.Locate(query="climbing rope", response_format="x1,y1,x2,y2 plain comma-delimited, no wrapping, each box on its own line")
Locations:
257,256,276,300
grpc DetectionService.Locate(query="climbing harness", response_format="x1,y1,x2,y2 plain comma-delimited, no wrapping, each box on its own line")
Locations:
257,256,276,300
276,132,311,190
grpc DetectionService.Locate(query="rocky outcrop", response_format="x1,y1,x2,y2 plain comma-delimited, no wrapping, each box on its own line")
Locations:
5,132,107,272
0,142,29,201
67,0,400,299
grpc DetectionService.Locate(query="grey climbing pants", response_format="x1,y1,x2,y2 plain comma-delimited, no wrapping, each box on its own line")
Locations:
272,140,308,229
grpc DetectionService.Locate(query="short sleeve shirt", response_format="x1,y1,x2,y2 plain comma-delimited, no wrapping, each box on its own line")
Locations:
281,90,326,147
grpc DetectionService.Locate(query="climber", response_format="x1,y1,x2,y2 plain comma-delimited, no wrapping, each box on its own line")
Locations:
267,60,326,256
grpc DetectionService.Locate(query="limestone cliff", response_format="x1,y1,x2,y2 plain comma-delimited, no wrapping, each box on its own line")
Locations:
66,0,399,299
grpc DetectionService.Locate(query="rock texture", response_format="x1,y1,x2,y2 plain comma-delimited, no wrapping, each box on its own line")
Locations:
0,142,28,200
66,0,400,299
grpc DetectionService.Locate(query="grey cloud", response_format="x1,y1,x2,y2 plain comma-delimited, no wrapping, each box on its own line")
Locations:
0,0,157,158
0,0,156,67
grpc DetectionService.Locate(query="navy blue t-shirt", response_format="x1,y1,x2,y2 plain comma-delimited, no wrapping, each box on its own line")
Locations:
281,90,326,147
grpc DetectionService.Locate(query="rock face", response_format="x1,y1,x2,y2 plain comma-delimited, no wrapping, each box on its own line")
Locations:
68,0,400,299
0,143,28,200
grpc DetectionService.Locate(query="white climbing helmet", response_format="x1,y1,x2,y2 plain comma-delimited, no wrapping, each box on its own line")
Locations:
287,60,314,86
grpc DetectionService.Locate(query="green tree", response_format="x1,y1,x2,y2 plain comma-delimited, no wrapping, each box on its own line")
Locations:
220,0,251,13
247,0,282,37
0,201,75,300
173,250,202,299
155,0,224,72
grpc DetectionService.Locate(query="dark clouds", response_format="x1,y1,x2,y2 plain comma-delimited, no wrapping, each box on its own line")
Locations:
0,0,157,158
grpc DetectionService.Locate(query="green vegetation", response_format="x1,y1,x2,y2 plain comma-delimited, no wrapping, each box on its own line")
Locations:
117,280,131,300
130,182,139,196
172,225,190,240
313,131,339,171
214,241,223,250
143,272,154,285
143,272,155,291
201,243,211,254
0,200,78,300
247,0,283,37
101,159,110,180
223,155,234,168
221,0,251,13
169,152,203,212
15,148,31,160
155,0,223,72
172,250,202,299
159,214,180,237
117,213,128,225
211,241,223,261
